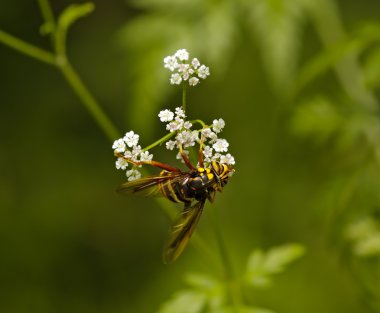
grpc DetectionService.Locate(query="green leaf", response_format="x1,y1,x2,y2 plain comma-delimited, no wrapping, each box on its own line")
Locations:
55,2,95,54
363,46,380,89
242,0,307,94
184,273,225,310
185,273,219,290
290,96,344,144
293,22,380,97
245,243,305,288
345,217,380,257
213,306,275,313
158,290,207,313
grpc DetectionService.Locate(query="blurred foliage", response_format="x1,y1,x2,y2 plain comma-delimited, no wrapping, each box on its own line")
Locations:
1,0,380,313
244,244,305,288
158,244,304,313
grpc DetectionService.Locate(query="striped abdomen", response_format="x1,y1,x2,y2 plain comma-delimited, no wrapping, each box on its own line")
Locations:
158,171,193,204
159,167,219,204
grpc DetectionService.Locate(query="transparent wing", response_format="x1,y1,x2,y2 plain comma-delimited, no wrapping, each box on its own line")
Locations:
163,199,206,263
116,172,190,198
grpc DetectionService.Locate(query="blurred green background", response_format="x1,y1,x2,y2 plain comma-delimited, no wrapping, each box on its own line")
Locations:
1,0,380,312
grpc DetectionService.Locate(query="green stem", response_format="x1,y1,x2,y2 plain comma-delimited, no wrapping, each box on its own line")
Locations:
210,208,243,310
182,84,187,113
37,0,56,46
143,132,176,152
142,119,207,152
190,119,207,128
0,30,55,65
58,59,120,141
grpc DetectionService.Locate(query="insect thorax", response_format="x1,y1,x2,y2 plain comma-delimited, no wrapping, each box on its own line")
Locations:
158,161,232,204
188,161,231,196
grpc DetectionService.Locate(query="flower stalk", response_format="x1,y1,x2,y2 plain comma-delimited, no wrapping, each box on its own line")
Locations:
182,84,187,113
0,1,119,141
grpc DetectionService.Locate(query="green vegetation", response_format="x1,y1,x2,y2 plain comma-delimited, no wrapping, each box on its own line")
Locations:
1,0,380,312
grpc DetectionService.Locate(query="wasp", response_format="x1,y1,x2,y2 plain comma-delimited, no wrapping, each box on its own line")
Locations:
116,143,234,263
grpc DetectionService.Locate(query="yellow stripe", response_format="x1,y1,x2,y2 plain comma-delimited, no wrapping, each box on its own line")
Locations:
166,180,180,202
221,164,228,177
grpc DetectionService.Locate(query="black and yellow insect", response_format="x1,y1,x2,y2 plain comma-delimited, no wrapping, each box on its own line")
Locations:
117,156,234,263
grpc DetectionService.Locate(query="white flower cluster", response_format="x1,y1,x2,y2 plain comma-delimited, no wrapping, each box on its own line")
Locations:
158,108,235,166
163,49,210,86
112,131,153,181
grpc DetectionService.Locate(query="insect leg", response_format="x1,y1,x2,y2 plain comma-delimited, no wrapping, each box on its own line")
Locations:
178,143,195,170
150,161,181,172
114,152,180,172
198,133,205,167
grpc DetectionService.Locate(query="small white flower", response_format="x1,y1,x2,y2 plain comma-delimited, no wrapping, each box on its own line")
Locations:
131,145,142,161
112,138,126,153
220,153,235,165
166,121,179,132
178,63,190,80
124,150,132,159
183,71,190,81
212,118,225,133
140,151,153,162
126,169,141,181
166,117,184,133
198,65,210,79
163,55,178,71
201,128,212,138
175,107,186,118
115,157,128,170
191,130,200,143
176,130,198,148
175,49,189,61
204,157,211,164
178,63,190,73
208,131,218,143
189,77,199,86
123,131,139,148
213,138,229,152
170,73,182,85
174,116,184,129
166,140,176,150
158,109,174,122
184,121,192,129
203,145,213,158
191,58,200,69
212,153,221,161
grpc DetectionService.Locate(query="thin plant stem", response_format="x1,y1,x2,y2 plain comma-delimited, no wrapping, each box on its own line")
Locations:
210,207,243,310
58,59,120,140
0,30,55,65
190,119,207,128
143,132,176,152
37,0,56,46
1,0,224,272
182,84,187,113
142,119,207,152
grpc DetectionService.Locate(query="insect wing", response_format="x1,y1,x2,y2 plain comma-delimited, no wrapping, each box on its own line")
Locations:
117,175,166,197
163,199,206,263
117,172,188,198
